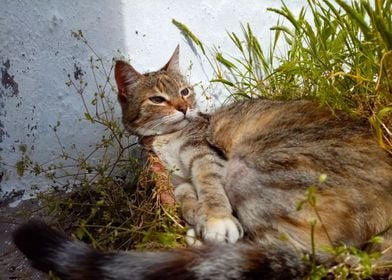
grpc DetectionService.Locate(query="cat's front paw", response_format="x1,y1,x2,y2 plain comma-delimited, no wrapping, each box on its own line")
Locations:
185,228,203,246
196,215,243,244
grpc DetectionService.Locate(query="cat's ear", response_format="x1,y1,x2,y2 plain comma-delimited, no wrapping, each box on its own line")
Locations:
161,45,180,72
115,60,141,102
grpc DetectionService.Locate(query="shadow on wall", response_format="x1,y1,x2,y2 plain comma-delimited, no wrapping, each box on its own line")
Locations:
0,0,127,204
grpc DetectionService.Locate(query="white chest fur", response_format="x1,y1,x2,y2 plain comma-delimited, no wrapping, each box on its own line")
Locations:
151,131,187,178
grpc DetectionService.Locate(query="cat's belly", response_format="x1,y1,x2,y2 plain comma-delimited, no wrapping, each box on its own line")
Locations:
151,132,187,178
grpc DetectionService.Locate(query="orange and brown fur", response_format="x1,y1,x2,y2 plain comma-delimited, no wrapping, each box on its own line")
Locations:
13,47,392,279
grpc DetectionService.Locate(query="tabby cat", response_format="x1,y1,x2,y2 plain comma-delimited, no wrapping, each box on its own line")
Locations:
13,47,392,279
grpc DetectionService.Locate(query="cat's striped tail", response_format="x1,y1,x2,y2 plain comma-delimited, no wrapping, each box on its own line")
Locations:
13,220,307,280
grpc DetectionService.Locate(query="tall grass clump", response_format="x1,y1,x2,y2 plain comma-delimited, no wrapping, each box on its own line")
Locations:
173,0,392,153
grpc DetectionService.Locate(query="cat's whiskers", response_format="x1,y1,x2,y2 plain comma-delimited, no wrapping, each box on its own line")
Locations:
145,113,186,132
145,117,175,131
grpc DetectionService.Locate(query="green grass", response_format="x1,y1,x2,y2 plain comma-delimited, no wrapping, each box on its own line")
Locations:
173,0,392,153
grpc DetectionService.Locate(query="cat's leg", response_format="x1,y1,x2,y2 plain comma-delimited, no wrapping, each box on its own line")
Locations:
190,154,243,244
173,181,198,226
172,181,203,246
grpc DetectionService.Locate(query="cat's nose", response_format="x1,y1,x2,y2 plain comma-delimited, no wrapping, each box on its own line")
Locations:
176,105,187,115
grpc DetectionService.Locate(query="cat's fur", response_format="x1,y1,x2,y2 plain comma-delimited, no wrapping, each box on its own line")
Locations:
13,47,392,279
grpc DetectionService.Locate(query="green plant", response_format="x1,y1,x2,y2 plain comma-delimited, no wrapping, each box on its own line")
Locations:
173,0,392,153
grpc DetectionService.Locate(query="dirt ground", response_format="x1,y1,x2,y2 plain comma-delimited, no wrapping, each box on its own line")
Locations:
0,199,46,280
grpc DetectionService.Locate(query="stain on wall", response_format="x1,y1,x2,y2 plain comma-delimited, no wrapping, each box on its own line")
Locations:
0,59,21,203
1,59,19,97
0,59,19,145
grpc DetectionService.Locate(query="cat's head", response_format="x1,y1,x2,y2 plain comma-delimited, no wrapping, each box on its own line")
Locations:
114,46,198,136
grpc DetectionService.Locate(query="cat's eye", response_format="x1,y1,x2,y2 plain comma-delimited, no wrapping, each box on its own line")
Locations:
149,96,166,104
180,88,190,96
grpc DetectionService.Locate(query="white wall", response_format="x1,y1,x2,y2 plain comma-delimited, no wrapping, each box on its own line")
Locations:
0,0,308,204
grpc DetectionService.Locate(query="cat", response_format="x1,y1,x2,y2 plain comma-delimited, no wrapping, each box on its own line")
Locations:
115,45,242,244
13,46,392,279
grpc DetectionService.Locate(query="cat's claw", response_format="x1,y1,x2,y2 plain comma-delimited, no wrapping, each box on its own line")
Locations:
197,216,243,244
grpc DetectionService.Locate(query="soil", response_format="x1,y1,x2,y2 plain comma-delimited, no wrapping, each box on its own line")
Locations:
0,199,46,280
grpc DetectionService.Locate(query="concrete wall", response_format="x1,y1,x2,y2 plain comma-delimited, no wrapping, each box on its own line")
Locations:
0,0,308,204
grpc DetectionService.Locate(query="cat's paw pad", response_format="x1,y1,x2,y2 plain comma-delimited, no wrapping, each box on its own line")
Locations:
185,228,203,246
199,216,243,244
